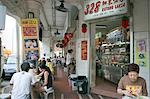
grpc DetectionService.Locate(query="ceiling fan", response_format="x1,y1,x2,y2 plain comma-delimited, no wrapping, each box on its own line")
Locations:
54,29,61,35
55,0,68,12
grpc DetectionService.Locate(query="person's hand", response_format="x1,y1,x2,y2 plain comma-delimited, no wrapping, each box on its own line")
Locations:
135,89,142,97
123,90,135,97
41,70,45,75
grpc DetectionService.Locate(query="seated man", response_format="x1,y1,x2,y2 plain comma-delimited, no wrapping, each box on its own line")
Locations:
10,62,36,99
117,63,148,98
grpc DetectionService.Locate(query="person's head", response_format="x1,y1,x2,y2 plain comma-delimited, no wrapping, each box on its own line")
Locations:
41,60,46,65
39,63,51,73
68,49,73,53
128,63,140,82
39,63,46,72
47,58,51,62
42,57,45,60
21,62,30,72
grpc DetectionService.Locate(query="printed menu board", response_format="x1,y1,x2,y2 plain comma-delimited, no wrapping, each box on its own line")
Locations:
21,19,39,61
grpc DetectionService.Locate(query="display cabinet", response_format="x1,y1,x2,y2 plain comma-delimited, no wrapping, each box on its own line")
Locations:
101,42,130,84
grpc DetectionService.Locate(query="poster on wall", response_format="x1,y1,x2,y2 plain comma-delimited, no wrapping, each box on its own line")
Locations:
24,50,39,60
135,39,147,67
24,39,38,49
21,19,39,61
81,40,88,60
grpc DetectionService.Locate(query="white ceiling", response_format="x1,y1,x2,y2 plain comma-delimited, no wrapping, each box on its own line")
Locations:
0,0,80,37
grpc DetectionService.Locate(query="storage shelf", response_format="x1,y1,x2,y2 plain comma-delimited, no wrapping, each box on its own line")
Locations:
102,41,130,47
103,53,130,55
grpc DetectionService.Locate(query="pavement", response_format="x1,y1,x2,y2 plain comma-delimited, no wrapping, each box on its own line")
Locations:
0,79,10,94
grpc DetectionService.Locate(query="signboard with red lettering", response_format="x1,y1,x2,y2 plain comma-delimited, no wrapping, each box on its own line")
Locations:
21,19,39,61
81,40,88,60
84,0,128,20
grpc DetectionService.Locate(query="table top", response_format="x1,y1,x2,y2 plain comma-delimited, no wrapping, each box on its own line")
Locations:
0,93,11,98
139,96,150,99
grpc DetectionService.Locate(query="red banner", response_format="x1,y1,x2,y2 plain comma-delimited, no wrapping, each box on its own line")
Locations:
81,40,88,60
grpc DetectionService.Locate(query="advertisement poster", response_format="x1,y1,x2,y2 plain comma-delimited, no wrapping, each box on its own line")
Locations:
135,39,147,67
24,39,38,49
81,40,88,60
24,50,39,60
22,19,38,37
21,19,39,61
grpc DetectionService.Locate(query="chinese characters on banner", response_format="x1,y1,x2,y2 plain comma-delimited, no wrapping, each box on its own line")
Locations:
81,40,88,60
21,19,39,61
135,39,147,67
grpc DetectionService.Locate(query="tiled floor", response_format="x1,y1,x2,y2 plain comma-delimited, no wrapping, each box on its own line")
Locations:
53,66,121,99
91,77,122,99
53,66,79,99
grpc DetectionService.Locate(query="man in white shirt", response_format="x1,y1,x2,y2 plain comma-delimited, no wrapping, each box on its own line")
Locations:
66,49,73,66
10,62,36,99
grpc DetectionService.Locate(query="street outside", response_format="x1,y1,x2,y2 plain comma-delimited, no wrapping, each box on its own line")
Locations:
0,79,10,93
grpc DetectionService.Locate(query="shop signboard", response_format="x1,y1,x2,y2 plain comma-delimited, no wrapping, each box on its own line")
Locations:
21,19,39,61
81,40,88,60
84,0,128,21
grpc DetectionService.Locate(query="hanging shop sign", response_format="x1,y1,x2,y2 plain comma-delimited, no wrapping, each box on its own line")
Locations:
21,19,39,61
66,33,73,40
84,0,128,21
22,19,38,36
81,40,88,60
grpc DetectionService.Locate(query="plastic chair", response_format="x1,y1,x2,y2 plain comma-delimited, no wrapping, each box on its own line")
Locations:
0,85,11,99
1,86,12,93
44,88,55,99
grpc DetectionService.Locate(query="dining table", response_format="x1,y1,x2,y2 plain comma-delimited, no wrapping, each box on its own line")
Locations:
0,93,11,99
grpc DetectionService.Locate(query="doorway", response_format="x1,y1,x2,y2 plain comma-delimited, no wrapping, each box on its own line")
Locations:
93,16,130,97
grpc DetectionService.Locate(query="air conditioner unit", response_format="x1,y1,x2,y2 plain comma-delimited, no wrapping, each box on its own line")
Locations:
0,5,6,30
64,6,78,34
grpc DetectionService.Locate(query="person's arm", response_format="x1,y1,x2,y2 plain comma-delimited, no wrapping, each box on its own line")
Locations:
31,74,36,85
36,70,44,78
10,74,15,85
117,88,133,97
43,71,49,86
142,79,148,96
117,76,134,97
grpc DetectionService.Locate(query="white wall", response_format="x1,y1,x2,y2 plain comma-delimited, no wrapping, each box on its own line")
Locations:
40,30,51,59
133,0,148,31
133,0,150,96
134,32,150,96
1,15,17,54
76,38,90,77
76,7,90,78
40,38,50,59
